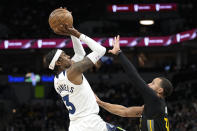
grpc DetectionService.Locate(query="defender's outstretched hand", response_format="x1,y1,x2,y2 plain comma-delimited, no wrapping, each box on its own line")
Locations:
54,23,81,38
108,35,120,55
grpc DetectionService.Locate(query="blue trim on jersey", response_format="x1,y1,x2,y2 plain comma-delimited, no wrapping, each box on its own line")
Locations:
55,74,59,79
56,71,65,79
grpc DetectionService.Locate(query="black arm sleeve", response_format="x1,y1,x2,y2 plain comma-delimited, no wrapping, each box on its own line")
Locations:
118,51,159,104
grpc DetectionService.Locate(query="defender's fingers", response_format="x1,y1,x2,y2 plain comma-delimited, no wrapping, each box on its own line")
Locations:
112,40,115,47
117,35,120,40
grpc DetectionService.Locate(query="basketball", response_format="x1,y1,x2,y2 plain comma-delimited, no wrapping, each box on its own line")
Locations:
48,8,73,31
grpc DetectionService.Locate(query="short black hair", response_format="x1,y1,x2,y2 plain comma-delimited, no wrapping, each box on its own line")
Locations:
44,49,58,74
158,77,173,97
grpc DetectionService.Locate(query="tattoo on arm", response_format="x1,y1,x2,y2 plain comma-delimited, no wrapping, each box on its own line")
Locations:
71,57,94,73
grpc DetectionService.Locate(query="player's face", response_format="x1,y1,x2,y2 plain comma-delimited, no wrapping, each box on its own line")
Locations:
58,52,72,68
148,78,162,93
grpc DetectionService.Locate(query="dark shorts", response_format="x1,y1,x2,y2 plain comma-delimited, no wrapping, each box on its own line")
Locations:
106,123,126,131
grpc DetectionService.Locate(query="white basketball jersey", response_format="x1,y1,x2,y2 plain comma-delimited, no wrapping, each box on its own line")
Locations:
54,71,100,121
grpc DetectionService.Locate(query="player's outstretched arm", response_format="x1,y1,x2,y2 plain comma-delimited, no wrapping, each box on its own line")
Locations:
95,95,143,117
56,24,106,84
109,36,158,102
71,35,86,62
55,23,106,58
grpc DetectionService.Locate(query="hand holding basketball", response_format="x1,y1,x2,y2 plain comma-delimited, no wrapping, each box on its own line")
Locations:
49,7,73,32
53,24,81,38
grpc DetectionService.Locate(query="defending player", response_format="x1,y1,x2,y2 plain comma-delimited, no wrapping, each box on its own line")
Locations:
96,35,173,131
45,25,125,131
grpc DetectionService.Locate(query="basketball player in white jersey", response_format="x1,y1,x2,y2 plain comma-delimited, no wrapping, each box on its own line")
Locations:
45,24,126,131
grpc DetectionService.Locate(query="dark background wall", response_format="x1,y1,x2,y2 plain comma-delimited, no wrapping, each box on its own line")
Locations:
0,0,197,131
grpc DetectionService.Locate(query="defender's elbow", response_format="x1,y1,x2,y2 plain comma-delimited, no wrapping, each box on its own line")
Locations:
119,110,129,117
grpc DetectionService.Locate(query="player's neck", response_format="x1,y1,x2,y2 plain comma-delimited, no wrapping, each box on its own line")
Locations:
157,93,164,99
57,67,67,75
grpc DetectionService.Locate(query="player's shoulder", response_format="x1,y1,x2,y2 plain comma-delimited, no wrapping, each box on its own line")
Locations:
54,71,68,84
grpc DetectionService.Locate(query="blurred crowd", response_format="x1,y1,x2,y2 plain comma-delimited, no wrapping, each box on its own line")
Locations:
0,0,197,39
0,0,197,130
0,71,196,131
0,101,68,131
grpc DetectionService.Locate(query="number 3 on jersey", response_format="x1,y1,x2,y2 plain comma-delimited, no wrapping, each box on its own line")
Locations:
63,95,76,114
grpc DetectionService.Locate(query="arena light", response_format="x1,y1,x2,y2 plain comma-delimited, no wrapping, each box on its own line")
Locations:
140,20,154,25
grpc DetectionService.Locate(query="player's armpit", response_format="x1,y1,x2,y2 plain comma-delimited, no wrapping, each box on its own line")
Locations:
126,106,144,117
67,57,94,85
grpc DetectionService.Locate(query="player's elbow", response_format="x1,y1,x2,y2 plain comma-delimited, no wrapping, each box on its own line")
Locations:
121,109,140,118
78,52,86,59
120,112,128,117
72,54,85,62
118,109,130,117
81,51,86,57
76,50,86,57
100,47,106,57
